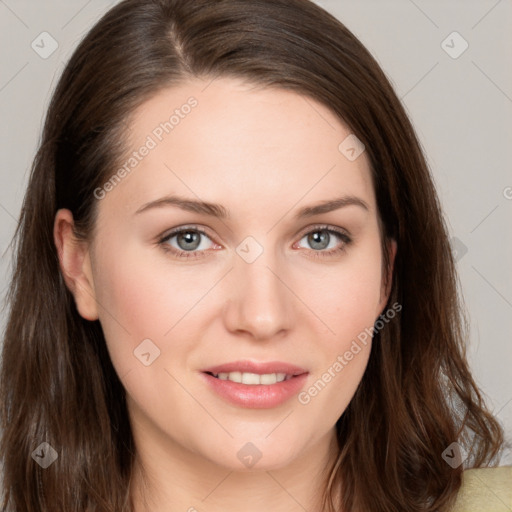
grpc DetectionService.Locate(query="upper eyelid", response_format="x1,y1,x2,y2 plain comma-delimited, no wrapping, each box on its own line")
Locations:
297,224,350,238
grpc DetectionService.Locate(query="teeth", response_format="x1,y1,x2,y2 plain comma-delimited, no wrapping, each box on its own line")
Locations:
214,372,290,385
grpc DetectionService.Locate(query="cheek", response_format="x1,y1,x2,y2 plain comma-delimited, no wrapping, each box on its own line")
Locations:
306,273,379,387
295,239,383,404
296,265,380,426
303,245,384,343
91,241,167,369
92,239,216,374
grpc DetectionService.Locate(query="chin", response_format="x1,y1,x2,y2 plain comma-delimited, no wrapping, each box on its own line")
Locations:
199,436,306,472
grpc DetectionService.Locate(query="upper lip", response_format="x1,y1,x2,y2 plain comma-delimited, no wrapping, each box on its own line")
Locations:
202,360,308,376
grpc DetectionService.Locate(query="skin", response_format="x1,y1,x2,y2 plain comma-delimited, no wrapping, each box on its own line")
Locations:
54,76,396,512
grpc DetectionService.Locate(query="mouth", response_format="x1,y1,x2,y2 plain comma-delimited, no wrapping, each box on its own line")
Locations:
205,371,295,385
200,360,309,409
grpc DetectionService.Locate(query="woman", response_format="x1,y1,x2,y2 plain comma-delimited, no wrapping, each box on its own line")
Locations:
0,0,508,511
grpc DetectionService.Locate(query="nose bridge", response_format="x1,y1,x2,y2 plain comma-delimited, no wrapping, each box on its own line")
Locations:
224,235,293,338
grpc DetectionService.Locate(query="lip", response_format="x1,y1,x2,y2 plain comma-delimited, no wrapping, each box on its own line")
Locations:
200,360,309,409
201,360,308,376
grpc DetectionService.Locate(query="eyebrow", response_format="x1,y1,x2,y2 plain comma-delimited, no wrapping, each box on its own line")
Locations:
134,194,369,219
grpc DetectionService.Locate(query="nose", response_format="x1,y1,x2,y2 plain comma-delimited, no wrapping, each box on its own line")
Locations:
222,247,294,341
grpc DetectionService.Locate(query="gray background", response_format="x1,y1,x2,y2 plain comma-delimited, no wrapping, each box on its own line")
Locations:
1,0,511,464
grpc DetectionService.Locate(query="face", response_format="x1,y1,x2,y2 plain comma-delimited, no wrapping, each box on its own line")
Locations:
56,76,396,473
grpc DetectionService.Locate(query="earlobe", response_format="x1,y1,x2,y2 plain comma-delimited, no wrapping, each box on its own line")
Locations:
53,209,99,321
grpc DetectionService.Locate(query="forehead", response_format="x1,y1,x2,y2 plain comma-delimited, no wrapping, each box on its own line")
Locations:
103,76,376,218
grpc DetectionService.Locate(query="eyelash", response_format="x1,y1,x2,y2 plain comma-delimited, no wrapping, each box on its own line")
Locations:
158,224,353,260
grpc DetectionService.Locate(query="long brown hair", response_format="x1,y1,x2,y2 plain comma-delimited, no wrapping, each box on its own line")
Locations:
0,0,504,510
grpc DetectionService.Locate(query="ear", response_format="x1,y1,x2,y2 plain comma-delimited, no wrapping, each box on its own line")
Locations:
53,209,99,321
378,238,397,314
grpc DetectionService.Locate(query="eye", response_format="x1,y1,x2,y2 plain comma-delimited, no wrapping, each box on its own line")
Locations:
294,225,352,258
158,226,217,260
158,224,352,260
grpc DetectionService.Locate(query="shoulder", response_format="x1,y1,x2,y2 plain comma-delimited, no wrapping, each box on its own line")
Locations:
450,466,512,512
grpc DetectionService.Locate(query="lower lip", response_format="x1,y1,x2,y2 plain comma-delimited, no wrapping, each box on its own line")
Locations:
201,372,309,409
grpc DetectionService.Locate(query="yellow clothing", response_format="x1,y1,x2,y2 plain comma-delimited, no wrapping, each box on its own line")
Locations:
451,466,512,511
